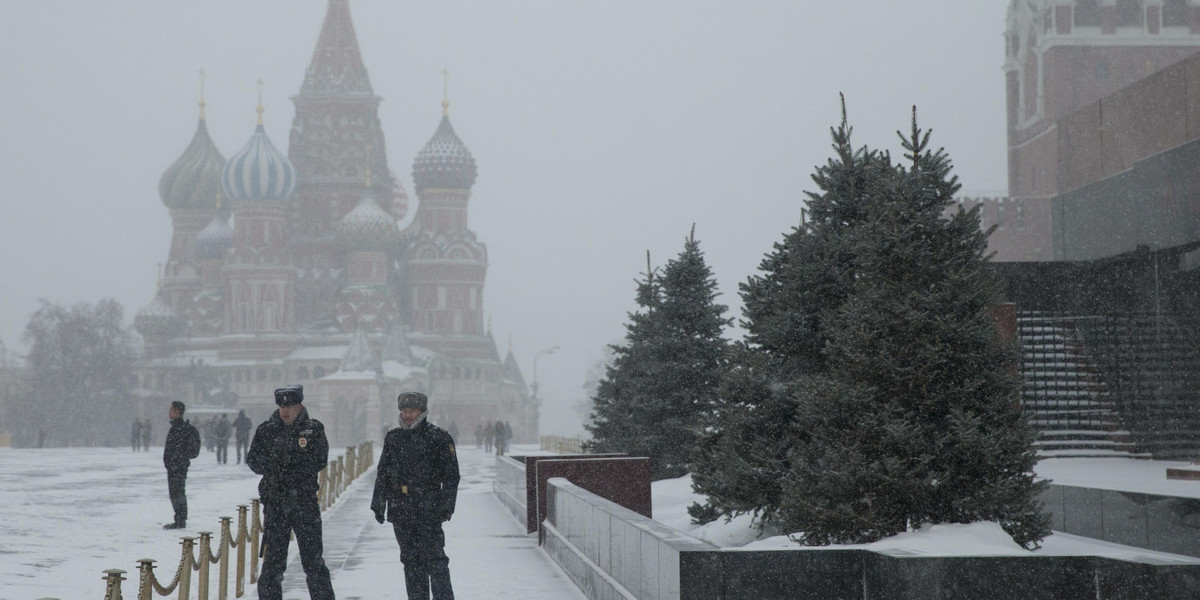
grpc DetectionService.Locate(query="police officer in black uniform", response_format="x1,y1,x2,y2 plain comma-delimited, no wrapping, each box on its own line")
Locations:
163,400,199,529
371,391,460,600
246,385,336,600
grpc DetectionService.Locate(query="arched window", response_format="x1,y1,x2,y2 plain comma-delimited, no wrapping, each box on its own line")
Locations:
1075,0,1101,26
313,365,326,379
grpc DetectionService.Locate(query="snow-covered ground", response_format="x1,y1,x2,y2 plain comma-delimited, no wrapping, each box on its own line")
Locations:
651,457,1200,563
7,444,1200,600
0,442,585,600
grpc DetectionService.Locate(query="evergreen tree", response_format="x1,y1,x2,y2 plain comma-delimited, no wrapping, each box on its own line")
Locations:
691,100,894,524
587,231,731,479
693,105,1048,548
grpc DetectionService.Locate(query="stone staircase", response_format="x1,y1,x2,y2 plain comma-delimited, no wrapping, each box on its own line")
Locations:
1017,313,1141,457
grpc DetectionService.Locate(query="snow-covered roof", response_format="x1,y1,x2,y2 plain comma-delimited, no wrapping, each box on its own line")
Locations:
381,360,422,381
288,345,351,360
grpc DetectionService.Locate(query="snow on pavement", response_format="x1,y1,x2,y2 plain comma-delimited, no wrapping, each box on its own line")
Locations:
0,442,584,600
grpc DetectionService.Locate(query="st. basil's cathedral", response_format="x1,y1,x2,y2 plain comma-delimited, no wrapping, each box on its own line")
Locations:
132,0,534,447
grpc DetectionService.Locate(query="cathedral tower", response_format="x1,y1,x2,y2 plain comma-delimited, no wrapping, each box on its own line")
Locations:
287,0,407,331
406,93,489,350
158,85,225,321
221,98,298,335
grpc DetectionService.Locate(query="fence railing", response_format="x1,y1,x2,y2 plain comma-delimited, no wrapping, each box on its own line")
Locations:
539,435,585,454
99,441,373,600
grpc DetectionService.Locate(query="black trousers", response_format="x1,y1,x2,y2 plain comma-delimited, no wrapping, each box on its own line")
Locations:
216,441,228,464
392,519,454,600
258,497,335,600
167,467,188,526
236,438,249,463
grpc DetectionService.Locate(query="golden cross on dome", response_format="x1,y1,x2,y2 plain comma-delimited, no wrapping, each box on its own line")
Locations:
256,78,265,125
441,68,450,116
198,68,207,119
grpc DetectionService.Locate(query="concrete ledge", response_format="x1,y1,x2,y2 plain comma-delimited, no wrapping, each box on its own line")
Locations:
546,478,1200,600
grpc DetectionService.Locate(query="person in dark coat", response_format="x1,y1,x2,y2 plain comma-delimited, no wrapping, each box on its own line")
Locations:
246,385,335,600
494,419,507,456
233,409,253,464
371,391,460,600
142,418,152,451
131,419,142,452
483,421,494,454
214,414,231,464
163,401,200,529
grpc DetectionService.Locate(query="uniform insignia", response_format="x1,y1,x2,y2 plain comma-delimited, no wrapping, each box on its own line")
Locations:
299,437,308,448
449,444,456,455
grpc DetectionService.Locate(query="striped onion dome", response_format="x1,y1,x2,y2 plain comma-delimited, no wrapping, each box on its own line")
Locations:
194,212,234,260
222,124,297,201
133,292,187,340
336,186,399,251
412,115,477,192
159,118,226,210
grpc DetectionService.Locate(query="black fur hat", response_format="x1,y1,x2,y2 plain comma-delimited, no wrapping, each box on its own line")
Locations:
397,391,428,412
274,385,304,406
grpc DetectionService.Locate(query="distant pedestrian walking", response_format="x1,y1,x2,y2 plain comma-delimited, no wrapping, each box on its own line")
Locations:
131,420,142,452
214,413,231,464
233,410,252,464
495,419,507,456
247,385,336,600
484,422,494,454
163,401,200,529
474,423,483,449
372,391,460,600
141,419,152,451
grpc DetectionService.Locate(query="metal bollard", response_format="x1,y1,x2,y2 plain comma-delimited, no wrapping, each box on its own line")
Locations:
136,559,156,600
218,517,231,600
249,500,260,585
197,532,212,600
103,568,126,600
235,506,247,597
179,537,195,600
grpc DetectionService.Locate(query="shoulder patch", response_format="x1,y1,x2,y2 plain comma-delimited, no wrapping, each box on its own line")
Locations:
449,444,456,456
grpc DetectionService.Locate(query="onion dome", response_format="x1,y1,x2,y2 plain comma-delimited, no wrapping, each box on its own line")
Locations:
194,209,233,260
134,291,187,341
337,179,399,251
413,115,477,192
222,100,296,202
159,113,226,210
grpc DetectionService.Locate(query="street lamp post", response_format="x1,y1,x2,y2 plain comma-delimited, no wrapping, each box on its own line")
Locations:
531,345,560,404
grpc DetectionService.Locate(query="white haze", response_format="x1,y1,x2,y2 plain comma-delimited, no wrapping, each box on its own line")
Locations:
0,1,1009,437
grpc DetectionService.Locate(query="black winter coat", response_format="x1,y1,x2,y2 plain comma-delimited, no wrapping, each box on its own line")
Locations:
163,417,199,472
245,408,329,505
371,419,460,524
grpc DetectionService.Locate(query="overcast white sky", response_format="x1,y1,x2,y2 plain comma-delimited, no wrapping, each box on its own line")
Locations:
0,1,1010,436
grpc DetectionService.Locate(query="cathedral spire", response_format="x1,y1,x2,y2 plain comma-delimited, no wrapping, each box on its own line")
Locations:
300,0,373,97
198,68,207,120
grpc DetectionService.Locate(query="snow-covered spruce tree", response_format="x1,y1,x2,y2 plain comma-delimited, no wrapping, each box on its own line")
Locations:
586,231,731,480
778,112,1049,548
690,101,895,525
585,255,662,463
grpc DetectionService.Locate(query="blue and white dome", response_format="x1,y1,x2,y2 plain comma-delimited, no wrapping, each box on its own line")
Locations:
222,124,297,202
194,213,234,260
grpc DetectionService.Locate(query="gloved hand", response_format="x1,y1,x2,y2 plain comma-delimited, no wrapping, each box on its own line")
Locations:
374,510,385,524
